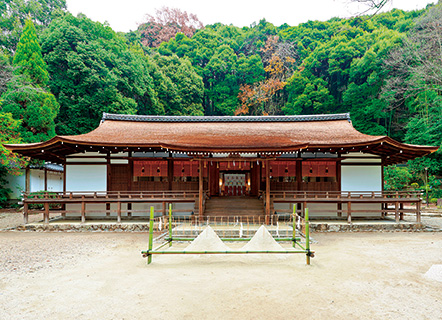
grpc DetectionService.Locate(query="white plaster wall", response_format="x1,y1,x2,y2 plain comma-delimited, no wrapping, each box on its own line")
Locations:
30,170,45,192
5,169,25,199
47,171,63,192
341,166,382,192
66,165,107,191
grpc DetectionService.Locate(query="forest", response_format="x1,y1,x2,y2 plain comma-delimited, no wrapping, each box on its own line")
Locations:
0,0,441,204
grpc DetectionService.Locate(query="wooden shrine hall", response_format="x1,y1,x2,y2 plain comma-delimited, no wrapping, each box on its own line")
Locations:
5,113,438,224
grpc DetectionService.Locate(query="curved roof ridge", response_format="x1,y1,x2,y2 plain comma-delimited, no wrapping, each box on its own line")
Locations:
101,112,352,123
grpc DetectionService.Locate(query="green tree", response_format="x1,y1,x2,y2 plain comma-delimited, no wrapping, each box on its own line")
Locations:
384,165,412,191
0,0,67,53
0,111,26,207
1,18,58,143
41,13,159,134
13,18,48,86
153,54,204,115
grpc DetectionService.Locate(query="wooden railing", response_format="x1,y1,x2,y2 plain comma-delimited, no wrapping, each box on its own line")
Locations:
269,190,422,200
265,190,422,224
22,191,209,225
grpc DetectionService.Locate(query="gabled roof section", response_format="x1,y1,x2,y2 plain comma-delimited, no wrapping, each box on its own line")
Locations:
4,113,439,165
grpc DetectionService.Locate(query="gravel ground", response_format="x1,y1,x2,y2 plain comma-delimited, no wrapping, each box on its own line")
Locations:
0,233,118,273
0,209,59,230
0,232,441,319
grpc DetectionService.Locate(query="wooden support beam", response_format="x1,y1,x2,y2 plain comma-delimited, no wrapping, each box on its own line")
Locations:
44,167,48,191
162,201,166,217
395,201,399,223
23,202,29,224
44,202,49,225
81,198,85,224
168,159,173,191
265,159,270,224
417,201,421,223
117,201,121,223
347,201,352,224
198,160,203,220
25,167,30,194
399,202,404,221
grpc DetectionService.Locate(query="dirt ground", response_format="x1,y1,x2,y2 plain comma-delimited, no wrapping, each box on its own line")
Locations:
0,230,441,320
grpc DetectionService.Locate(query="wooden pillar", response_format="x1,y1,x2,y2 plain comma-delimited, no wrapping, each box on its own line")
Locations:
23,202,29,224
399,202,404,221
81,196,85,224
395,201,399,223
128,158,133,217
162,201,166,217
25,167,30,193
198,160,203,220
168,159,173,191
296,159,302,191
62,162,66,193
106,156,111,217
44,167,48,191
117,201,121,223
347,201,352,224
303,201,307,218
265,159,270,224
44,202,49,225
417,201,421,223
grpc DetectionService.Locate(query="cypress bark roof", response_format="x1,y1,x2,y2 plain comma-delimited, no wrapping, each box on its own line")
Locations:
4,113,438,164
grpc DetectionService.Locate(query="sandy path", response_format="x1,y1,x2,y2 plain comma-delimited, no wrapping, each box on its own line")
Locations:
1,232,442,320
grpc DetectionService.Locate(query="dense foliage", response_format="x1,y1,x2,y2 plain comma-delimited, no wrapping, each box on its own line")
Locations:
0,1,441,203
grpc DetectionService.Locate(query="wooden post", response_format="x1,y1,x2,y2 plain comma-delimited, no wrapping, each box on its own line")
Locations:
44,167,48,191
417,200,421,223
168,159,173,191
292,205,296,248
44,202,49,225
305,208,311,265
169,203,173,247
395,201,399,223
148,206,154,264
399,202,404,221
25,167,30,194
198,160,203,220
162,201,166,217
265,159,270,224
117,201,121,223
81,197,85,224
347,201,352,224
23,202,29,224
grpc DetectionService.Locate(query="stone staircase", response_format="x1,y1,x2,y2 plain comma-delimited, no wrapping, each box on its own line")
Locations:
204,196,264,217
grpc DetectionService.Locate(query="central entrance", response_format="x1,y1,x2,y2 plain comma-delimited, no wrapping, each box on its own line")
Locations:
221,172,249,196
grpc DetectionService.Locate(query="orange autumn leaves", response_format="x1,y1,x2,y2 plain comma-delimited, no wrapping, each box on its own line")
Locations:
236,36,296,115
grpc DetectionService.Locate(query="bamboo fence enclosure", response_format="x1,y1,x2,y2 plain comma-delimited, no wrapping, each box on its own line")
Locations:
141,205,315,265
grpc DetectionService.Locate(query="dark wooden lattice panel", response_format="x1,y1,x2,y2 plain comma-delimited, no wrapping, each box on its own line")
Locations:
109,164,130,191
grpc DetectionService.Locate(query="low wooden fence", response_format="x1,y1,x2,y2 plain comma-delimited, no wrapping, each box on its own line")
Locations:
22,191,208,224
267,191,422,223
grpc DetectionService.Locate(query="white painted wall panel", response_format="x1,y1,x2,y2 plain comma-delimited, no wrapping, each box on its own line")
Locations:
47,171,63,192
5,169,25,199
341,166,382,192
66,165,107,191
30,170,44,192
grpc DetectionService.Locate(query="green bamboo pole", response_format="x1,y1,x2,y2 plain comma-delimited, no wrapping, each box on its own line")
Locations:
168,203,173,247
305,207,311,265
142,250,310,255
292,205,296,248
147,206,154,264
164,237,299,242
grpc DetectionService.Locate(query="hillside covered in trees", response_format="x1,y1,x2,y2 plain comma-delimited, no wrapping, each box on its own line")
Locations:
0,0,441,203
